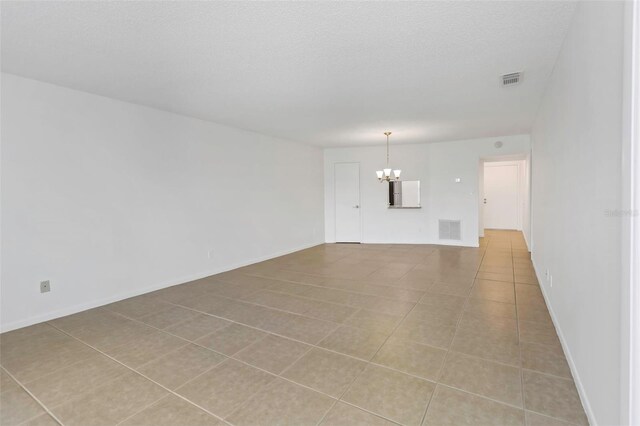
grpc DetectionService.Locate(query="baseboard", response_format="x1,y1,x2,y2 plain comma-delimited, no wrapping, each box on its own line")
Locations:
531,257,597,426
330,239,480,248
523,231,531,252
0,240,324,333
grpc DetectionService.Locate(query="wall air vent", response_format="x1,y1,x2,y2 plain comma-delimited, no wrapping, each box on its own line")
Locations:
439,220,461,241
501,72,522,86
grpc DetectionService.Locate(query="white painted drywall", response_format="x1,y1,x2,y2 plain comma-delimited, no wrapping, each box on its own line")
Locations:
620,1,640,424
0,73,324,332
530,1,625,424
324,135,530,246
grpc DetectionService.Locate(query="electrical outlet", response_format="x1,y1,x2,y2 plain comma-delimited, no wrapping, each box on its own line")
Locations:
40,280,51,293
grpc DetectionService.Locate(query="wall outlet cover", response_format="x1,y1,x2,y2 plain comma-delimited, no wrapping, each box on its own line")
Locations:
40,280,51,293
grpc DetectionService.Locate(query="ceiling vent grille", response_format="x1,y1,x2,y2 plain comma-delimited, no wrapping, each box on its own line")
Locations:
501,72,522,86
439,220,461,241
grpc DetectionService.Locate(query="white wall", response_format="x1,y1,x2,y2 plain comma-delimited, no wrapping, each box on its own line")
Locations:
530,1,625,424
620,2,640,424
0,73,324,332
324,135,530,247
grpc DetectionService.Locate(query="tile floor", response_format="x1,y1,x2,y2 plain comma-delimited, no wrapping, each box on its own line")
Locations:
0,230,589,425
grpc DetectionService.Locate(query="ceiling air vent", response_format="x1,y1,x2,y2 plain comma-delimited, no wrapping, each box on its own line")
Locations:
439,220,461,241
501,72,522,87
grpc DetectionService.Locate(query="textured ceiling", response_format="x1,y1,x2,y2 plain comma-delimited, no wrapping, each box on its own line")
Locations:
1,1,577,147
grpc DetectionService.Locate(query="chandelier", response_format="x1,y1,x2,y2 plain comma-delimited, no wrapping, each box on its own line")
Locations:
376,132,401,182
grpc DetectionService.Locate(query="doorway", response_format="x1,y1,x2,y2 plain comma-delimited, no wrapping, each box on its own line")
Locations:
483,162,522,230
334,162,361,242
480,157,530,246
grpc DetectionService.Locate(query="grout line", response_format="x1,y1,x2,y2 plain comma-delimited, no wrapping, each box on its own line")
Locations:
45,322,231,426
418,237,489,425
17,354,105,389
5,233,576,426
317,284,426,426
435,382,526,411
317,399,405,426
115,394,172,426
109,301,397,370
513,236,528,414
519,367,577,382
83,305,415,425
243,288,520,371
88,284,465,426
522,409,583,426
1,366,64,426
249,251,470,289
188,275,422,321
248,276,430,307
222,340,318,422
5,333,140,414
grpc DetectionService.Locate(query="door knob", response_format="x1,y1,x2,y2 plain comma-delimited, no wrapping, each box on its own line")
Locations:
354,205,360,208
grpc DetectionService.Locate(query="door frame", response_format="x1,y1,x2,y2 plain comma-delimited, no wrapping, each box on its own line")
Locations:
333,162,362,243
479,154,532,248
622,0,639,423
483,161,523,230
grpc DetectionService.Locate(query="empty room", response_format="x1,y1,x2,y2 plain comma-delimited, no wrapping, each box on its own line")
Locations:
1,1,639,425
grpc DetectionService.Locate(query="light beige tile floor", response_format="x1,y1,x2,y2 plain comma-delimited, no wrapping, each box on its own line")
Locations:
0,230,589,425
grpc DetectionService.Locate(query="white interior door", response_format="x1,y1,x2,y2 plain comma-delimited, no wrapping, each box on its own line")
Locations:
484,164,520,230
335,163,361,242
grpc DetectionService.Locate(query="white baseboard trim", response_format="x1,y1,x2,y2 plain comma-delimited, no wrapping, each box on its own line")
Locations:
0,241,323,333
523,231,531,252
531,256,597,426
326,239,480,248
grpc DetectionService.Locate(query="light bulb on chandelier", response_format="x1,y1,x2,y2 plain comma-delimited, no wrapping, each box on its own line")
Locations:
376,132,402,182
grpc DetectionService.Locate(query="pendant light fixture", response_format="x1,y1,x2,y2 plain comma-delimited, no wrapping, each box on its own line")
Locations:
376,131,401,182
